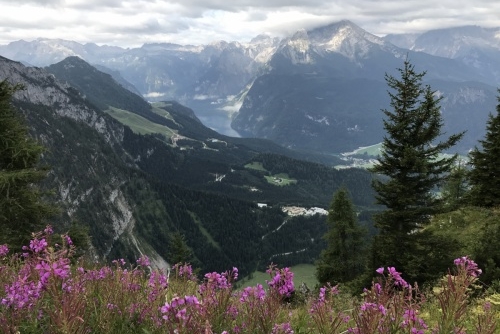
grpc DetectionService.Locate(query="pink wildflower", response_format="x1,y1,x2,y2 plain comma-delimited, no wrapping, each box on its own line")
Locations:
0,244,8,257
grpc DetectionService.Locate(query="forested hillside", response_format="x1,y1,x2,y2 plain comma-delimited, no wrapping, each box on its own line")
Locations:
0,55,377,278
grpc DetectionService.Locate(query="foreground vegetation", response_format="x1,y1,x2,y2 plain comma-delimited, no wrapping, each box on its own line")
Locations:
1,227,499,333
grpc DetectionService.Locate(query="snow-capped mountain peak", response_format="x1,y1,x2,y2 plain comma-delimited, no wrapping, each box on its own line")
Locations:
307,20,389,59
276,29,313,64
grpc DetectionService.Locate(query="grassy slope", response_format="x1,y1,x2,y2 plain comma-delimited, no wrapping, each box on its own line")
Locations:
105,107,176,138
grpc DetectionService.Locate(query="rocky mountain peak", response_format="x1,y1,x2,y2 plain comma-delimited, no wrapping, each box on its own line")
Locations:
386,25,500,58
307,20,388,59
275,29,313,65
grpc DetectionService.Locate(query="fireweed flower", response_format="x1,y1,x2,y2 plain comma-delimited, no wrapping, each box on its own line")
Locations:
271,322,294,334
318,287,327,303
148,271,168,289
161,295,200,322
1,275,43,309
35,261,52,285
266,266,295,298
52,258,70,279
64,234,73,246
112,258,126,267
453,256,482,277
239,284,266,302
202,271,231,291
44,225,54,235
232,267,239,280
0,244,8,257
136,254,150,267
387,267,409,288
29,238,48,253
173,263,196,281
401,309,428,331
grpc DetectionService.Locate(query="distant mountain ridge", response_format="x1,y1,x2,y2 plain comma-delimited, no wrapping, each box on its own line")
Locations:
384,25,500,85
233,21,499,153
1,21,499,154
0,36,280,104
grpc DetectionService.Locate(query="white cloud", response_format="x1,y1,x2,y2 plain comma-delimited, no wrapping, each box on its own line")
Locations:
0,0,498,47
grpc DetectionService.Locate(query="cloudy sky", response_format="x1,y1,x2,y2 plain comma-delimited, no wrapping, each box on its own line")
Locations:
1,0,499,47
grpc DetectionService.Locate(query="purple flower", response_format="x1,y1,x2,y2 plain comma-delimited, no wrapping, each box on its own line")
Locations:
160,295,200,323
266,266,295,297
0,244,8,257
136,254,150,267
376,267,384,275
173,263,196,281
1,275,43,310
240,284,266,302
272,322,294,334
318,287,327,303
112,258,126,267
52,258,70,279
29,238,48,253
387,266,409,288
454,256,482,277
64,235,73,245
35,261,51,285
184,295,200,305
44,225,54,235
201,270,232,291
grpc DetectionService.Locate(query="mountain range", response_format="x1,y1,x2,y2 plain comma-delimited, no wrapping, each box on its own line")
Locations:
1,21,499,155
0,54,378,275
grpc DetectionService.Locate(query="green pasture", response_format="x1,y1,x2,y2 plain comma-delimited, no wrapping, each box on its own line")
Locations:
244,161,267,172
105,107,176,138
264,173,297,186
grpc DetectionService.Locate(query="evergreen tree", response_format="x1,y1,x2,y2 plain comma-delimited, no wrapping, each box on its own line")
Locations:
0,80,55,250
168,231,195,265
316,188,365,285
468,91,500,207
370,60,463,283
441,160,468,210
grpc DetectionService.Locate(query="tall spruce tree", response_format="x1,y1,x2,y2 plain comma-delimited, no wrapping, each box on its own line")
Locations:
468,91,500,207
316,188,365,285
0,80,55,250
168,231,195,265
370,60,463,282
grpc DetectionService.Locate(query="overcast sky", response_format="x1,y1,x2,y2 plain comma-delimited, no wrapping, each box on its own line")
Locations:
1,0,499,48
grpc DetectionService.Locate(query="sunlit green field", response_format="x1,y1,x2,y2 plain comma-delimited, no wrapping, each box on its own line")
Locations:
264,173,297,186
105,107,176,138
244,161,267,171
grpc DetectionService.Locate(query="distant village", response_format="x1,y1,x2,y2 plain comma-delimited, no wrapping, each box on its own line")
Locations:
257,203,328,216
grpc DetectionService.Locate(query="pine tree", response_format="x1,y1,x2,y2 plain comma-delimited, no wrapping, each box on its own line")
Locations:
316,188,365,285
0,80,55,250
468,91,500,207
168,231,195,265
370,60,463,282
441,160,468,210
